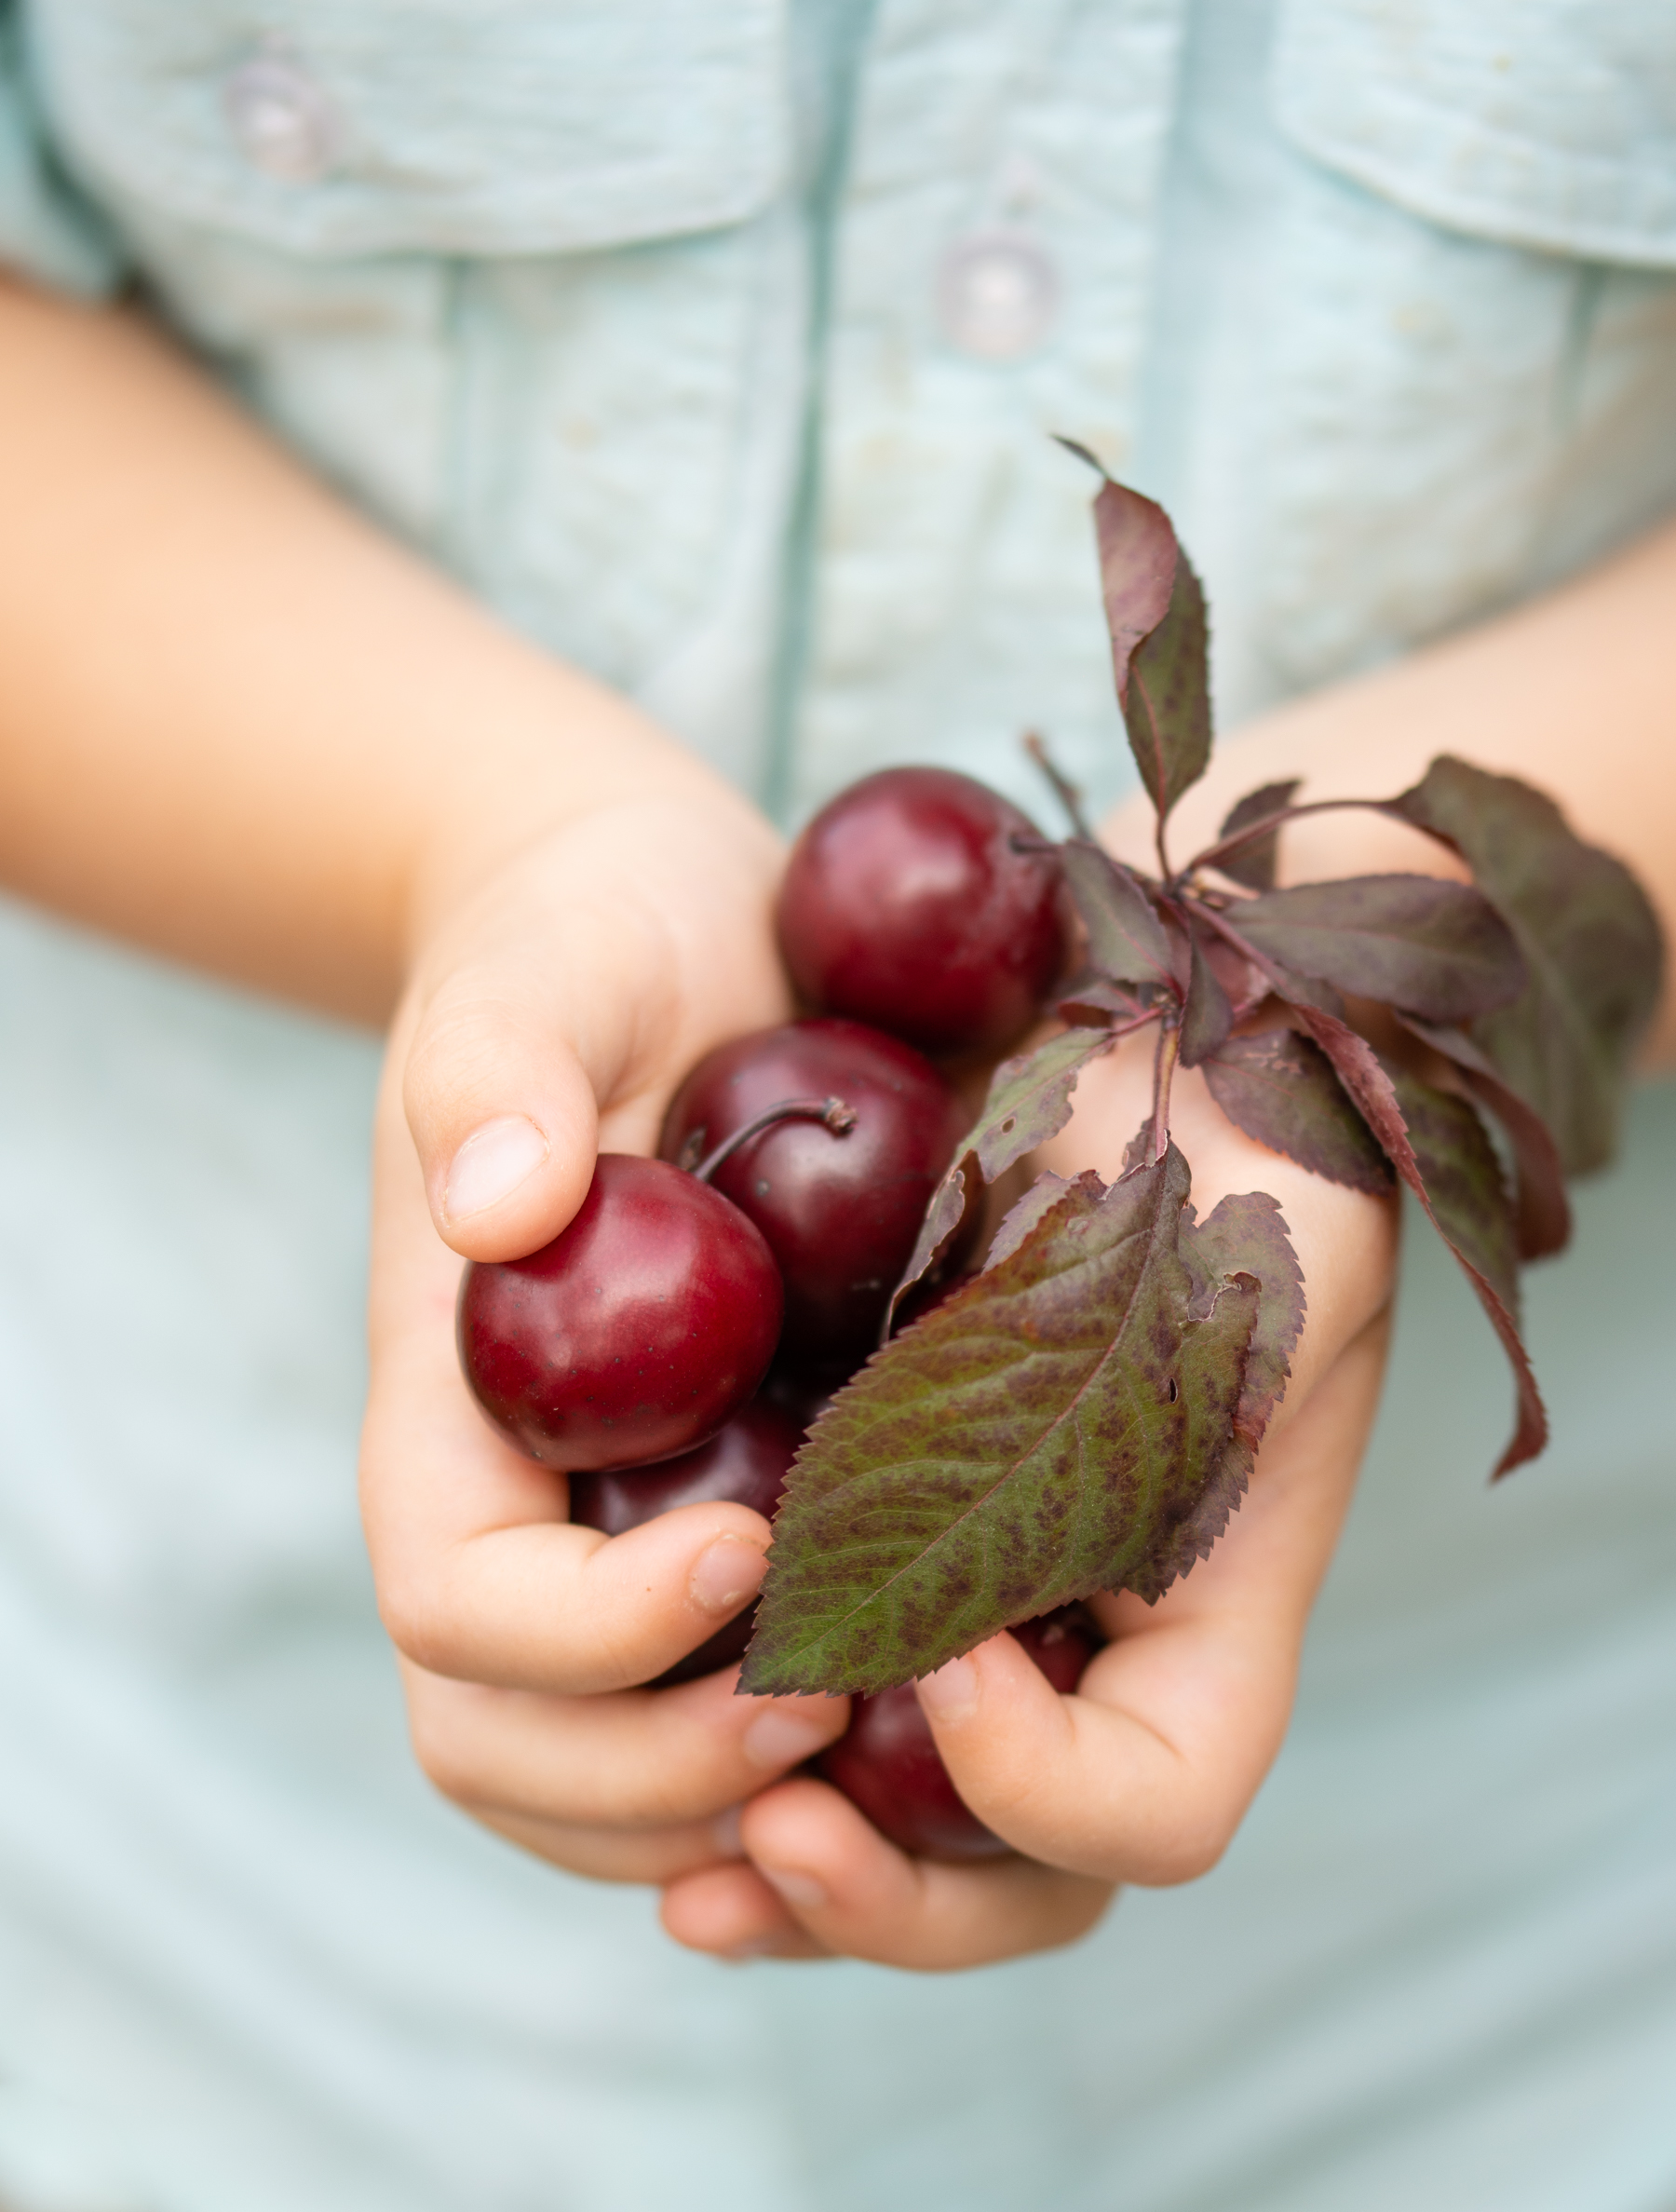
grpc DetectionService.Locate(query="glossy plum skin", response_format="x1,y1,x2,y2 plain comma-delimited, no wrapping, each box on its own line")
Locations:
457,1155,783,1473
777,767,1068,1056
816,1607,1102,1861
659,1018,970,1366
568,1398,803,1687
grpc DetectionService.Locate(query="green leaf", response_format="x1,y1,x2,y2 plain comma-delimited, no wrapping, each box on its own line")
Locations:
1058,444,1212,828
1212,779,1301,892
742,1144,1304,1695
887,1026,1116,1322
1232,874,1525,1022
1389,756,1663,1174
1201,1026,1394,1195
1061,840,1176,987
1180,1189,1307,1562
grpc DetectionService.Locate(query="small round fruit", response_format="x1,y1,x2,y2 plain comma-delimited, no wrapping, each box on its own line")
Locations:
569,1398,803,1687
457,1155,783,1473
815,1607,1102,1860
777,767,1067,1055
659,1017,969,1365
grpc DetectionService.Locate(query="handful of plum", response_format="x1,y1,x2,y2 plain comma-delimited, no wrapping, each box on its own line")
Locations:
457,464,1659,1864
459,765,1094,1859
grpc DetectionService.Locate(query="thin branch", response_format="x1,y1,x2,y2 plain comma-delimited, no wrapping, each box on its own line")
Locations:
1185,794,1439,882
1150,1022,1182,1161
1022,731,1094,841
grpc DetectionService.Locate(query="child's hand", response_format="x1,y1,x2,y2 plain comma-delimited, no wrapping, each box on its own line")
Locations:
360,788,853,1891
656,1028,1398,1964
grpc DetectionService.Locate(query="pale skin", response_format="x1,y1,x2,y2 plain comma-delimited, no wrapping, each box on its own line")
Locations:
4,274,1674,1969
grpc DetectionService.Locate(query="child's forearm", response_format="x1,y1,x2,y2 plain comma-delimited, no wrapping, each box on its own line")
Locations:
0,276,760,1022
1116,521,1676,1063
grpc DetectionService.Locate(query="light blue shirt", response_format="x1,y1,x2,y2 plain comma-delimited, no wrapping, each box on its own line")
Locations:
1,5,1674,2208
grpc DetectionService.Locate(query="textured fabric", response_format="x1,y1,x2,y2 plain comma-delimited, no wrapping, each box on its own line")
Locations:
1,3,1674,2207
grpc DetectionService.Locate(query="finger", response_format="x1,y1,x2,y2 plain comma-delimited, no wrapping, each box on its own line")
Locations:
402,1657,850,1827
468,1802,746,1886
665,1778,1112,1971
658,1863,832,1961
400,804,789,1262
399,858,649,1263
362,1124,782,1693
916,1312,1391,1882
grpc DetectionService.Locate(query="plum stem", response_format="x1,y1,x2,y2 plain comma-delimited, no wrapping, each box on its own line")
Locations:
687,1097,858,1184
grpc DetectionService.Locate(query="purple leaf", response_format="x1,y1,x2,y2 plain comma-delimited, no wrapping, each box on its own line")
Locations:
1178,924,1235,1067
1057,973,1151,1026
1288,1005,1547,1477
742,1144,1293,1693
1397,1016,1571,1261
1060,448,1212,828
887,1026,1115,1323
1061,840,1176,987
1201,1026,1394,1195
1389,757,1663,1174
1212,779,1302,892
1232,875,1525,1023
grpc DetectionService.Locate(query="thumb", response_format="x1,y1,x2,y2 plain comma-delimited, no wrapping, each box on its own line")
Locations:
400,943,608,1264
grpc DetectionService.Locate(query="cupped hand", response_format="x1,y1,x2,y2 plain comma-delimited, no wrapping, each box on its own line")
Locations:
360,785,850,1886
659,1020,1399,1966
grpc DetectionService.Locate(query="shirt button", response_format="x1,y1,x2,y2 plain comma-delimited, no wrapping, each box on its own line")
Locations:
223,49,338,183
937,229,1060,360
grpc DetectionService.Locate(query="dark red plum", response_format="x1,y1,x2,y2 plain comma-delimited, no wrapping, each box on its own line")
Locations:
457,1154,782,1473
777,767,1067,1055
816,1606,1102,1860
659,1017,970,1366
568,1397,803,1687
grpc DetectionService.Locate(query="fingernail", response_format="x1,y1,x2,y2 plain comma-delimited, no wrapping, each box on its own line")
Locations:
758,1866,828,1912
710,1805,744,1858
443,1115,548,1222
691,1539,769,1616
916,1653,980,1724
741,1704,831,1770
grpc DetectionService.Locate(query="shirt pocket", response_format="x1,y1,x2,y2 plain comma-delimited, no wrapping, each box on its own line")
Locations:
1273,0,1676,269
1228,0,1676,709
27,0,790,260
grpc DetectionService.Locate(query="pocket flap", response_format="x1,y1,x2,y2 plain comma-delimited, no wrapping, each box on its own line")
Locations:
1275,0,1676,267
33,0,790,258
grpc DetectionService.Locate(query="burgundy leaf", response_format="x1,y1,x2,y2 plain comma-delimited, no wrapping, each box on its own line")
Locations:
1211,779,1302,892
1389,756,1663,1174
1397,1015,1571,1261
1061,840,1176,987
887,1026,1115,1323
1233,875,1525,1023
1288,1005,1547,1477
743,1145,1280,1693
1178,925,1235,1066
1124,553,1211,832
1057,445,1212,828
1201,1026,1394,1195
1057,973,1152,1026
